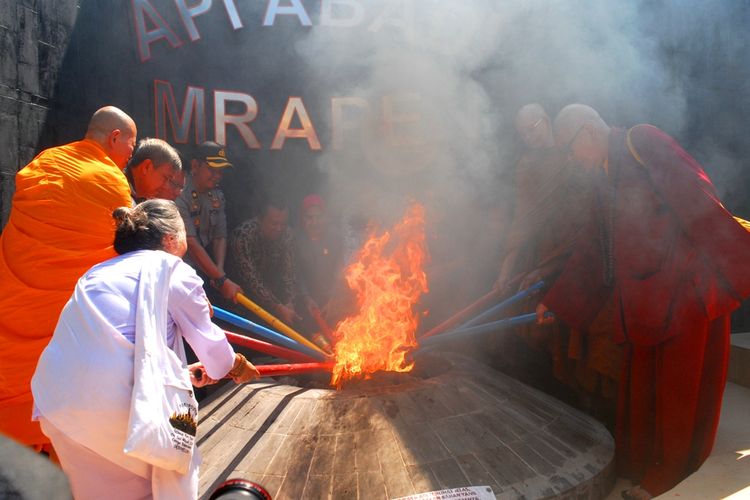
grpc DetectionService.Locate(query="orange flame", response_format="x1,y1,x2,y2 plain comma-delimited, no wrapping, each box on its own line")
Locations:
331,202,429,388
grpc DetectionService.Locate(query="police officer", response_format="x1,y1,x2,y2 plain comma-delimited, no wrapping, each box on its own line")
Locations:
176,141,242,303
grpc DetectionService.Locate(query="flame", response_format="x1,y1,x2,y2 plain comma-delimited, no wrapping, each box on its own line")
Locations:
331,202,429,388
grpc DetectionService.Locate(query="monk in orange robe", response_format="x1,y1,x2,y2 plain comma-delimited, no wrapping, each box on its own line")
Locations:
538,104,750,499
0,106,136,450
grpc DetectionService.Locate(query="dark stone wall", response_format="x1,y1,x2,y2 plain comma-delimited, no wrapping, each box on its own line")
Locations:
0,0,78,227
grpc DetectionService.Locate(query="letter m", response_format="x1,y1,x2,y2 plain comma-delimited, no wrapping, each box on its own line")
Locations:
153,80,206,144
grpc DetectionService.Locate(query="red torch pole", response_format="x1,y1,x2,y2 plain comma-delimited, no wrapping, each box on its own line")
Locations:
225,331,318,364
256,362,334,378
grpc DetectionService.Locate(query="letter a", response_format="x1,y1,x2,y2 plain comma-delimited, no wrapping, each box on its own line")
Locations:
131,0,182,62
271,97,321,150
263,0,312,26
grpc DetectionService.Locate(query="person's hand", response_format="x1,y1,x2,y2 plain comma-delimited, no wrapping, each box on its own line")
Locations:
221,279,243,303
536,303,556,325
276,303,300,326
189,363,218,388
320,300,332,319
228,353,260,384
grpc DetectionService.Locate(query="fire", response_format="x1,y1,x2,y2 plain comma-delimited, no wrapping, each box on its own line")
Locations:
330,202,429,388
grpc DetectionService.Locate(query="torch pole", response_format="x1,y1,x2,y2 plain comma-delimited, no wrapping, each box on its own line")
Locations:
456,280,545,331
419,288,503,340
255,362,334,378
213,306,327,361
196,361,334,382
224,330,319,364
235,293,329,357
417,311,554,351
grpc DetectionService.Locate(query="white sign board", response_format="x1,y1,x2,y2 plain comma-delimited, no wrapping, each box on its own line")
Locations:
394,485,495,500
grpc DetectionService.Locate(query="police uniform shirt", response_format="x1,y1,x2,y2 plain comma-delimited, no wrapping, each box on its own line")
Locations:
175,174,228,250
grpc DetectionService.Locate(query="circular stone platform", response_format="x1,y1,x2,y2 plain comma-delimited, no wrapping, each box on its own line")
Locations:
196,354,614,499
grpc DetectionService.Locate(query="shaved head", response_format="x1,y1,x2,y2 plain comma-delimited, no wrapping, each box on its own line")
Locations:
85,106,137,170
553,104,608,146
86,106,135,138
515,103,553,150
553,104,611,170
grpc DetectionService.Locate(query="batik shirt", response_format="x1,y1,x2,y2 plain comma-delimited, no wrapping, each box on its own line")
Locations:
230,218,296,309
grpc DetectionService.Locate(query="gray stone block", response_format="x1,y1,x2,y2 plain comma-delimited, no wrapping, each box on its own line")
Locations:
0,3,17,30
16,6,40,96
0,27,17,88
18,102,48,151
37,0,79,29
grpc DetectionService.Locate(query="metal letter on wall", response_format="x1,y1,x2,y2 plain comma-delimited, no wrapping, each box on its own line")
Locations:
131,0,183,62
154,80,206,144
214,90,261,149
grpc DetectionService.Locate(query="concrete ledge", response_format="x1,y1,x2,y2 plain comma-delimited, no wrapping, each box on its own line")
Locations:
729,333,750,389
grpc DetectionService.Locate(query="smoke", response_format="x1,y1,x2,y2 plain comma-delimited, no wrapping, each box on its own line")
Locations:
292,0,692,331
639,0,750,204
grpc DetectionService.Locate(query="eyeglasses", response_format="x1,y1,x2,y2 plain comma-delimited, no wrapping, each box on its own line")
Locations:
519,117,545,140
168,177,185,191
157,168,184,192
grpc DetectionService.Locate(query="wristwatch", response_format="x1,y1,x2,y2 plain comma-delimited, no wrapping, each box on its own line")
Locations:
210,275,227,289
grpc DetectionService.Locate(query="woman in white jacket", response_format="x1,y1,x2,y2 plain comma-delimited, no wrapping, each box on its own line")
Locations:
32,199,259,500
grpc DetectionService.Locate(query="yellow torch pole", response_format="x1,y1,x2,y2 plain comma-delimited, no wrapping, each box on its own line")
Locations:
236,293,331,357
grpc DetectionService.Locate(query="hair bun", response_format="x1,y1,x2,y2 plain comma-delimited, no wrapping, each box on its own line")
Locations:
112,206,131,224
113,199,182,255
132,207,149,230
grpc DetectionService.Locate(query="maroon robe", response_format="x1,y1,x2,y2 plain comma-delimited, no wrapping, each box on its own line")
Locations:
543,124,750,495
501,148,605,389
504,147,589,281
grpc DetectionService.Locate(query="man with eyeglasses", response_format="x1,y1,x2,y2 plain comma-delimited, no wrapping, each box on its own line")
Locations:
494,103,606,422
157,168,185,201
125,137,183,202
537,103,750,499
496,103,591,292
176,141,242,304
0,106,135,454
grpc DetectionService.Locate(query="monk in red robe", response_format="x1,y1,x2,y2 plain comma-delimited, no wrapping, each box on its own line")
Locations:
537,104,750,499
496,105,619,407
0,106,135,451
497,104,587,294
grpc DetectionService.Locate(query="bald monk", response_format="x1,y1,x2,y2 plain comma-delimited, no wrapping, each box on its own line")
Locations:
536,104,750,499
0,106,135,451
495,105,608,398
497,103,591,293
